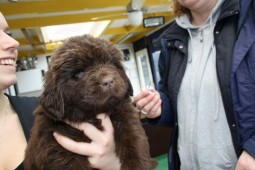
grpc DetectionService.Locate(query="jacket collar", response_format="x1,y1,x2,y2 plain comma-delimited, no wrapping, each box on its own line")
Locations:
153,0,240,49
238,0,254,32
152,22,188,49
219,0,239,20
232,2,255,74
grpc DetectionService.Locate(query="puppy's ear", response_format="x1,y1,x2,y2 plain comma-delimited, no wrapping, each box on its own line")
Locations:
127,78,134,96
40,71,65,120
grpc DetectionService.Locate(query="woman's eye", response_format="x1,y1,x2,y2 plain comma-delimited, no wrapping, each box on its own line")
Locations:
6,32,12,37
73,70,84,79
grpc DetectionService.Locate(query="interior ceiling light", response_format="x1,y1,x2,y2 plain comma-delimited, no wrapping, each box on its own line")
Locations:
41,21,110,51
41,21,110,43
128,10,143,26
143,16,165,28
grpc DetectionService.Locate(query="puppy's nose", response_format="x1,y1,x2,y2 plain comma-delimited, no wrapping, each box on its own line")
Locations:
100,76,115,89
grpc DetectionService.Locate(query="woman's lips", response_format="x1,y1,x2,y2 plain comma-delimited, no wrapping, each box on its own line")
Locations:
0,58,16,66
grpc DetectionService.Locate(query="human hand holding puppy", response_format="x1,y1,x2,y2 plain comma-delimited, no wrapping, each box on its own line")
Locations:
133,88,162,119
53,113,121,170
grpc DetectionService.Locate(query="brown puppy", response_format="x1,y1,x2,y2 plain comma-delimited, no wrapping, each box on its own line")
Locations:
24,34,157,170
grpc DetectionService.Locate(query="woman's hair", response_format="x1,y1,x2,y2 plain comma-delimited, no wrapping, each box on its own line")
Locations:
172,0,190,16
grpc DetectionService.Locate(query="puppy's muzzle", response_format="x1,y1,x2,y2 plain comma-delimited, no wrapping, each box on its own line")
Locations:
100,76,115,89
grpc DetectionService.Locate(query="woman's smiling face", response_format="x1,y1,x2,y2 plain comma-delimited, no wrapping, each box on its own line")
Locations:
0,12,20,91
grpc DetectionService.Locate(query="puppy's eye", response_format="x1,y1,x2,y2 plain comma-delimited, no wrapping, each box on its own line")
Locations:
73,70,84,79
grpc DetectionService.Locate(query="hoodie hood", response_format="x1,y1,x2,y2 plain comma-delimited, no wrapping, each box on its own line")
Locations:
176,0,225,30
175,0,225,63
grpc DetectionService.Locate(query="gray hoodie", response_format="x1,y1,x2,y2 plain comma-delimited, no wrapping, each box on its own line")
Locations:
175,0,237,169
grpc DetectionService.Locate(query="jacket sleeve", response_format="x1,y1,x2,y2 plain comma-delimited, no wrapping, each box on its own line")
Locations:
147,49,174,126
243,136,255,158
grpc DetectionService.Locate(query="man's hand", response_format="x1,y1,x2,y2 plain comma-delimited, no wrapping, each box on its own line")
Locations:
133,89,162,119
236,150,255,170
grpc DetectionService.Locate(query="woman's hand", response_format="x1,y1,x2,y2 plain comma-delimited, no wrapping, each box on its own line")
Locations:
53,114,121,170
235,150,255,170
133,89,162,119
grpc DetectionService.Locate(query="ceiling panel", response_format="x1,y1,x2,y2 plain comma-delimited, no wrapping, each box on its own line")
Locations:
0,0,175,58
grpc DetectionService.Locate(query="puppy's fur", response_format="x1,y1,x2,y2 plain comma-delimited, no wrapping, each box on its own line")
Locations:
24,34,157,170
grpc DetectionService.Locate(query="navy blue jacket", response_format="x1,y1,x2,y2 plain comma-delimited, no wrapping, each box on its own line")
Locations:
151,0,252,169
231,0,255,159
